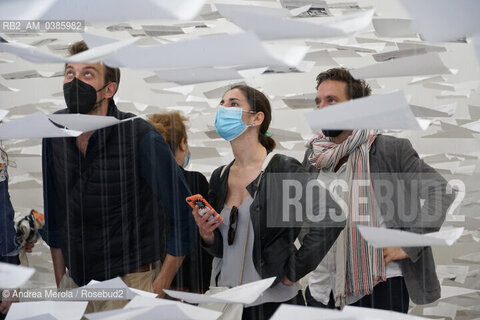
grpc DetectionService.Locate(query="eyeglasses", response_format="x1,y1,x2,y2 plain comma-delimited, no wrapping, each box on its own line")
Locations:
228,206,238,245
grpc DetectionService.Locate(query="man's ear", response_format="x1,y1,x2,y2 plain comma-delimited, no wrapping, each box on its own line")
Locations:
104,82,118,99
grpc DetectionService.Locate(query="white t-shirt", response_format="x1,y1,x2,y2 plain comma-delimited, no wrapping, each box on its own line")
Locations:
308,164,403,305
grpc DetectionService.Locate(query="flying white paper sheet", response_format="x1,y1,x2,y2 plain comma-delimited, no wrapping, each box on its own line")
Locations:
109,305,220,320
436,265,469,284
271,304,431,320
304,91,430,131
423,302,457,319
454,251,480,264
0,41,65,64
123,296,221,320
304,50,339,66
0,82,19,92
461,120,480,132
0,112,81,139
357,225,464,248
307,41,385,54
4,32,302,75
108,32,307,69
270,304,354,320
47,114,141,132
0,0,206,22
216,4,374,40
83,307,155,320
0,109,8,122
372,48,428,62
5,301,88,320
0,37,138,65
8,173,42,189
1,70,62,80
0,262,35,288
397,41,447,54
423,80,478,92
372,18,417,37
440,285,480,300
82,33,118,48
154,67,265,85
474,35,480,67
128,288,157,299
164,277,276,304
19,313,58,320
91,279,157,298
66,37,139,64
410,104,455,118
350,53,450,79
409,75,446,85
400,0,480,42
342,306,432,320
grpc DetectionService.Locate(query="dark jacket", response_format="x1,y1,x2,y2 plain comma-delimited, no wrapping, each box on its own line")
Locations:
0,179,19,258
42,102,194,286
303,135,454,305
205,153,344,286
172,168,213,293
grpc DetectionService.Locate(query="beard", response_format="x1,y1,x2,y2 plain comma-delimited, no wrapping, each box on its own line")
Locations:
322,130,343,138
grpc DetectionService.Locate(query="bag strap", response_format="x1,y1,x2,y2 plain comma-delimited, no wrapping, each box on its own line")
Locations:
220,164,228,179
238,152,276,285
254,151,276,198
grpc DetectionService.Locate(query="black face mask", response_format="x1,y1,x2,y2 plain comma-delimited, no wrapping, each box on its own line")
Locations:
322,130,343,137
63,78,109,114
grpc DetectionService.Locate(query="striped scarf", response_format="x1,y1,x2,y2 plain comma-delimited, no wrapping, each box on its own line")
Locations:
306,129,385,307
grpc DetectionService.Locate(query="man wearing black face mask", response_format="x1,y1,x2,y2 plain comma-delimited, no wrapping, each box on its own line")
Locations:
63,77,111,114
301,68,454,313
40,41,194,312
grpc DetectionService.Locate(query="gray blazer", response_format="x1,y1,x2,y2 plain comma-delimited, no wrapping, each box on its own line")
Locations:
303,135,454,305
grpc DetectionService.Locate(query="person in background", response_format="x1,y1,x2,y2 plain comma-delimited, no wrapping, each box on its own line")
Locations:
0,145,37,318
0,146,20,318
193,85,343,320
148,111,212,293
303,67,454,312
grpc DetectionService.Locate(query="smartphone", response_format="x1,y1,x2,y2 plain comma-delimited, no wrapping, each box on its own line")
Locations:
186,194,223,223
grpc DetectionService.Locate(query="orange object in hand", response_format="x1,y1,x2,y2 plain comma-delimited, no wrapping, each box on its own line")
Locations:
186,194,223,223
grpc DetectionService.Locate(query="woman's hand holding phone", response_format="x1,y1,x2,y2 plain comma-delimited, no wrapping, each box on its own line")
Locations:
186,195,223,246
192,205,222,245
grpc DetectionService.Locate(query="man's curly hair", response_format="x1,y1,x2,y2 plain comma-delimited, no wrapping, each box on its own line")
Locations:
316,67,371,99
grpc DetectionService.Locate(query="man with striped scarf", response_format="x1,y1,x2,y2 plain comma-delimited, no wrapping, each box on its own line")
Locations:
302,68,454,313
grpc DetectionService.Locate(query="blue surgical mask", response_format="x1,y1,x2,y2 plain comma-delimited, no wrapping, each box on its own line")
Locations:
215,106,255,141
184,150,191,168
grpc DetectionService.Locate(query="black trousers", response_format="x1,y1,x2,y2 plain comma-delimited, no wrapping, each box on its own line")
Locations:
305,277,409,314
242,290,305,320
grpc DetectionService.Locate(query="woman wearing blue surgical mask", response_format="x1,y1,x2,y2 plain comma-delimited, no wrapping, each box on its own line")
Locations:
192,85,343,320
148,112,212,294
